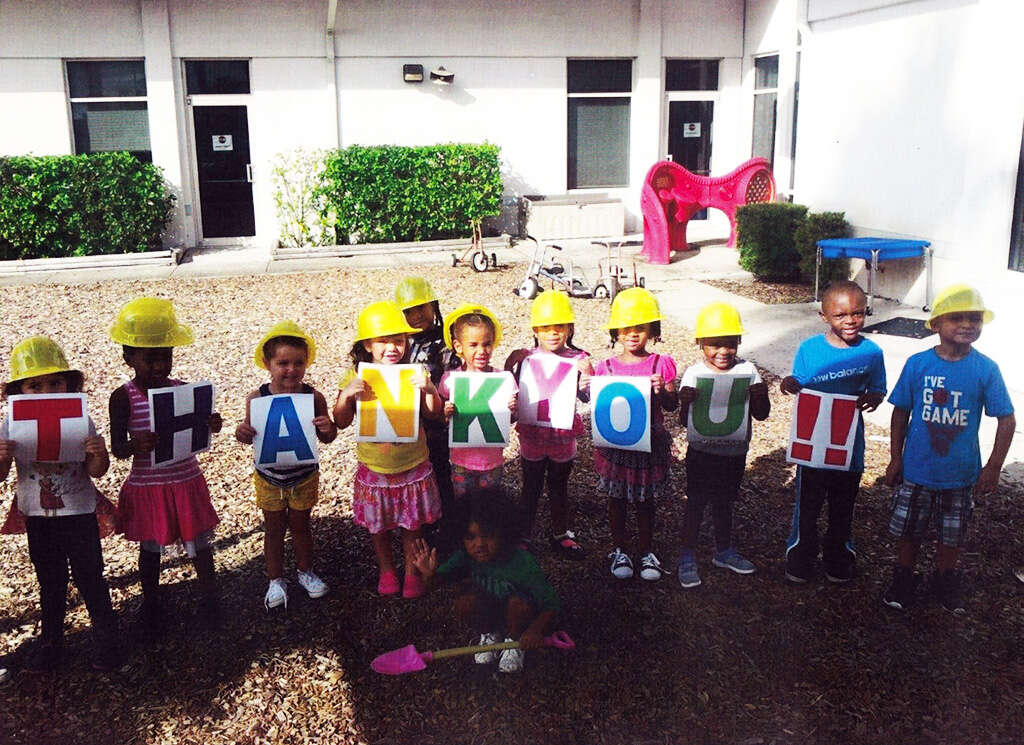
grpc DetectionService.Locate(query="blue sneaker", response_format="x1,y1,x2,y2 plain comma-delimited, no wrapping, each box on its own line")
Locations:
712,548,756,575
677,552,701,589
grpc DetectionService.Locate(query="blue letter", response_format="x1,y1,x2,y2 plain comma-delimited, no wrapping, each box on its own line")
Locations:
259,397,315,465
594,382,646,447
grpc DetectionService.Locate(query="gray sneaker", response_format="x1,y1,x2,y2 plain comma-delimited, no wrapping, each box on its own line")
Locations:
677,552,701,589
712,548,756,575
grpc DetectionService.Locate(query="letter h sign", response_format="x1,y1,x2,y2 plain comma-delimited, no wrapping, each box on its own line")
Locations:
148,382,214,466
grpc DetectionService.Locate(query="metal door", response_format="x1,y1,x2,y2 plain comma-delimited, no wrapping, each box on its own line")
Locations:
191,106,255,238
668,100,714,219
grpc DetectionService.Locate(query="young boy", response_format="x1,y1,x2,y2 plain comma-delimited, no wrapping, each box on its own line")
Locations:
781,280,886,584
677,302,770,588
882,285,1015,613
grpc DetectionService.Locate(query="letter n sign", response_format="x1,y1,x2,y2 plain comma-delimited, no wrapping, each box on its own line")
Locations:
148,382,215,467
590,376,651,452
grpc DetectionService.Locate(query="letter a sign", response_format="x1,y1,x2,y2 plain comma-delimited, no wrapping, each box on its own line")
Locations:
786,390,860,471
355,363,421,443
250,393,318,467
686,374,752,445
448,371,515,449
8,394,90,462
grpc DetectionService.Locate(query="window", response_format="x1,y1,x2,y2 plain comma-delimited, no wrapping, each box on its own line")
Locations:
567,59,632,189
185,60,251,95
66,60,151,162
752,54,778,165
666,59,719,92
1009,122,1024,272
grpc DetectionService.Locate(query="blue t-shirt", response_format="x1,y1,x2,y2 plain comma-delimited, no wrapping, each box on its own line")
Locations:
791,334,887,472
888,347,1014,489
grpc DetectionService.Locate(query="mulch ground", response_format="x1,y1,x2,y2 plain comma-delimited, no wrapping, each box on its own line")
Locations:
701,279,816,305
1,265,1022,745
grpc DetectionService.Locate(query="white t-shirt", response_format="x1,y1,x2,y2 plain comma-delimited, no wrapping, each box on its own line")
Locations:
0,417,101,517
680,360,762,457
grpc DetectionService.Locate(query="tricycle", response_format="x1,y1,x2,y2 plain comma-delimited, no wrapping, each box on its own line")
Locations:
513,235,613,300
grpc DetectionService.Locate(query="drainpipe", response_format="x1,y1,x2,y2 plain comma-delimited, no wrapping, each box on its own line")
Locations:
327,0,340,148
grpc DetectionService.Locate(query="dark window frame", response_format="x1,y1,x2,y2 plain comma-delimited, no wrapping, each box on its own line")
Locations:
567,59,633,190
65,59,152,162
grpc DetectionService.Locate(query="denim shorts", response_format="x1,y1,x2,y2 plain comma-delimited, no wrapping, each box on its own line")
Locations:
888,480,973,547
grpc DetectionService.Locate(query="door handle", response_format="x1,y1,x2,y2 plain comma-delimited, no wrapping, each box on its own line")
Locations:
245,164,253,183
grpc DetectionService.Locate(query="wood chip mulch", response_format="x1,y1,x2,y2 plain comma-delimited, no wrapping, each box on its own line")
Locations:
1,265,1021,745
701,279,817,305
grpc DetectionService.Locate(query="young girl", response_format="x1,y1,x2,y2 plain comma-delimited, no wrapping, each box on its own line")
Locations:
333,300,443,598
504,291,592,559
235,320,338,610
0,337,121,673
394,277,458,546
438,303,517,499
595,289,678,581
410,488,560,674
108,297,223,637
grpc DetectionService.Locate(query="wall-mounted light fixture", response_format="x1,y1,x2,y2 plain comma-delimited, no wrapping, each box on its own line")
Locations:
403,64,424,83
429,66,455,85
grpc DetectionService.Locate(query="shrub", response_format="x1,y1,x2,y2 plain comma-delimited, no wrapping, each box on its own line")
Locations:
736,202,809,280
317,143,502,244
794,211,851,284
0,152,174,260
271,148,335,247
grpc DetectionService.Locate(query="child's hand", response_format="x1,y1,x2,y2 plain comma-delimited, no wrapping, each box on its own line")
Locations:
410,365,433,392
83,435,107,457
519,628,544,650
410,538,438,577
504,348,529,373
856,391,884,412
0,439,16,462
313,415,334,434
208,413,223,434
975,463,1001,496
650,373,664,395
576,358,593,391
130,431,158,456
678,386,697,405
884,457,902,487
235,423,256,444
443,401,456,422
749,382,768,399
780,376,802,395
508,392,518,414
343,376,372,402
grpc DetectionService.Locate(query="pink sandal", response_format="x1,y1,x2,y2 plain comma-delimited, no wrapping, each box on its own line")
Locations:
377,570,400,596
402,572,425,599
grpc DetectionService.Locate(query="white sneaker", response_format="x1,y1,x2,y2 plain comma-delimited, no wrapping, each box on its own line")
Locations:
639,552,664,581
608,548,634,579
264,578,287,610
297,570,328,599
474,632,500,664
498,639,524,673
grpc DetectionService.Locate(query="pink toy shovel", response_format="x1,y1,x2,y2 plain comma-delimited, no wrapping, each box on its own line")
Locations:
372,631,575,675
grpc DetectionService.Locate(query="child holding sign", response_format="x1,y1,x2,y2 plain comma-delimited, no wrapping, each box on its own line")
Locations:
595,289,678,581
439,304,517,500
0,337,121,673
235,321,338,611
677,303,770,588
334,301,443,598
504,291,593,559
882,286,1015,613
780,281,885,585
108,298,223,637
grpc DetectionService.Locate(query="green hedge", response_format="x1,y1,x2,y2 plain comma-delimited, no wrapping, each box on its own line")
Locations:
0,152,175,260
318,143,502,244
794,211,851,283
736,202,809,280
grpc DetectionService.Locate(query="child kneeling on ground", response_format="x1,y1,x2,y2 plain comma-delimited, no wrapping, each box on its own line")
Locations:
410,489,560,673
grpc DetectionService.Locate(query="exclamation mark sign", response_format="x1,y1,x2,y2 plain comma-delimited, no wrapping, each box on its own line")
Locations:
824,398,858,466
789,392,820,462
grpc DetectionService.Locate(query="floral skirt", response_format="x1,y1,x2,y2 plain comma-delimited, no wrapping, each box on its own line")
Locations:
353,460,441,534
594,429,671,504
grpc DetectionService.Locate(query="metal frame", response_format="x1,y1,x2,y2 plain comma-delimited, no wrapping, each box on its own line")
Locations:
815,241,933,314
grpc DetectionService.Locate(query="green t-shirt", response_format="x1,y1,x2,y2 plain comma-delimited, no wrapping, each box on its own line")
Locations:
437,548,560,613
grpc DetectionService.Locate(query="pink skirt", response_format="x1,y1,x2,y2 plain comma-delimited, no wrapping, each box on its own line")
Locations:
117,473,219,545
353,460,441,534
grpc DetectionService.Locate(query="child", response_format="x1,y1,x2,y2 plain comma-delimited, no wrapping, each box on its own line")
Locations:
438,303,517,499
594,289,678,581
504,291,592,559
882,285,1015,613
780,280,886,584
235,320,338,610
333,300,443,598
395,277,458,546
108,297,223,637
410,488,560,673
676,302,770,588
0,337,121,672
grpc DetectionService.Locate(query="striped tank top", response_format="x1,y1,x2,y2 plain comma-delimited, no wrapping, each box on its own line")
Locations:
124,380,204,487
254,383,319,488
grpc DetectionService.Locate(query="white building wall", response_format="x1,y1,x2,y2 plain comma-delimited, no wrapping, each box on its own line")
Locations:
0,59,72,156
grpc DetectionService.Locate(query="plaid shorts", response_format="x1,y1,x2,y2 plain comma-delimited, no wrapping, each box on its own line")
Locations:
888,480,973,547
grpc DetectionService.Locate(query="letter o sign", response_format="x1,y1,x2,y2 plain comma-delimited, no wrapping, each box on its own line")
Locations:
594,382,646,447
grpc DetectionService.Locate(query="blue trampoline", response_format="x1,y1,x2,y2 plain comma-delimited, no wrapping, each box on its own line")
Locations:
815,237,932,314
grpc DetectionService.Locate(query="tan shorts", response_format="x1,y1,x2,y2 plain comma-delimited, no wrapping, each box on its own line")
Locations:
254,471,319,512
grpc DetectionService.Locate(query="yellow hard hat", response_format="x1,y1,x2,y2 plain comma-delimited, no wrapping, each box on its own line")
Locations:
442,303,503,349
255,320,317,369
530,291,575,327
928,284,993,329
394,277,437,310
110,297,193,347
695,302,744,338
354,301,419,342
603,288,662,330
7,336,82,385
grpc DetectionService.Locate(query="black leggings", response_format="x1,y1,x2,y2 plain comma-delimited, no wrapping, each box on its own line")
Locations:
681,450,746,552
521,458,574,537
